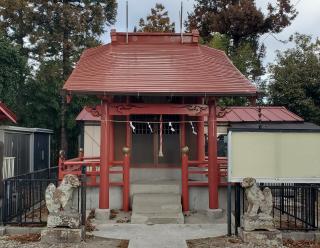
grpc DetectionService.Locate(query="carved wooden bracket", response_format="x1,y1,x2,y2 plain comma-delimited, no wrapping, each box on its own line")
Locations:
216,106,232,118
85,105,102,117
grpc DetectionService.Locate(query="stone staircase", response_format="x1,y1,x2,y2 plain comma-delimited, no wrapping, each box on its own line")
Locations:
131,181,184,224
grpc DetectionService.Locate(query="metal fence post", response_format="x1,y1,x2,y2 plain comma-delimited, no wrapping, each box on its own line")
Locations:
234,183,241,235
227,182,232,236
81,165,87,229
1,180,7,225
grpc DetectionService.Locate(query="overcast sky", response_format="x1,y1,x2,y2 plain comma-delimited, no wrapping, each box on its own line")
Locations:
102,0,320,67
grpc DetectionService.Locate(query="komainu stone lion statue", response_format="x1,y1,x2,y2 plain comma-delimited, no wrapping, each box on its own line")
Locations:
45,174,80,213
241,177,273,216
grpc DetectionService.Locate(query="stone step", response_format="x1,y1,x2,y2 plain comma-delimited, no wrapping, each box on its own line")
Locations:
132,193,182,213
132,193,181,214
131,193,184,224
131,212,184,224
131,180,180,196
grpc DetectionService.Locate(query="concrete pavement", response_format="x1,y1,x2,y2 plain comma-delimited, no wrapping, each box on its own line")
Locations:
93,223,227,248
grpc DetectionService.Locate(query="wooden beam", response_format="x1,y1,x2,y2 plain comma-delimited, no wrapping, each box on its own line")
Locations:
109,103,208,116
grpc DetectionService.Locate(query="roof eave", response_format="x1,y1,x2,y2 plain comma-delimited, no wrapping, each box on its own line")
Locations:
63,89,258,98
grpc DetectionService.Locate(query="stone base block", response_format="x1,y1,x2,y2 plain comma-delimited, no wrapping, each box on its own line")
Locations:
242,213,275,231
131,212,184,224
239,228,283,247
94,209,110,224
47,212,81,228
206,209,224,221
41,228,84,244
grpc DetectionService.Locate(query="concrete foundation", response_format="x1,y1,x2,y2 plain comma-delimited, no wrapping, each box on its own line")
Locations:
206,208,224,221
94,209,111,224
79,168,232,211
41,227,84,244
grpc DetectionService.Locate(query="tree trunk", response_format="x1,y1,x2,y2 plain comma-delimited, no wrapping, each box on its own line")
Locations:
60,0,70,155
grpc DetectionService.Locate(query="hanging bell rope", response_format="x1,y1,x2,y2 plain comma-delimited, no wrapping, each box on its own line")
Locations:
158,115,164,157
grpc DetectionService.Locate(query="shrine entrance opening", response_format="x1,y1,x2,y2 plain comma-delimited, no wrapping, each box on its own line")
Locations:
131,115,181,168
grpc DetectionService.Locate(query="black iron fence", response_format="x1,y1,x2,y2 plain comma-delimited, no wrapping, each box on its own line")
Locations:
234,183,319,233
1,166,86,226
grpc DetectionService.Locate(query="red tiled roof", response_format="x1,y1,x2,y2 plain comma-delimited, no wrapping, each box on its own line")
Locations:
76,106,303,123
63,31,257,96
0,102,17,124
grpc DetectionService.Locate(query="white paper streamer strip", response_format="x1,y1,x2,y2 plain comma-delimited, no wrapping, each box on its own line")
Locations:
169,122,175,132
147,122,153,133
130,121,136,133
189,121,197,135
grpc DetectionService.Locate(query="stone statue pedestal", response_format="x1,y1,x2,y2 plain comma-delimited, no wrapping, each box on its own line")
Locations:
239,228,283,247
241,213,275,232
41,227,85,244
42,211,84,244
47,211,81,228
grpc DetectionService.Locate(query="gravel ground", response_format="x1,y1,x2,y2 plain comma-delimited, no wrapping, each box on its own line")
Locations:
187,236,320,248
0,234,128,248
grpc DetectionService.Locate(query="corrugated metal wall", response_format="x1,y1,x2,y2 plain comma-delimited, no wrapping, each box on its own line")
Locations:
4,132,30,175
33,133,50,171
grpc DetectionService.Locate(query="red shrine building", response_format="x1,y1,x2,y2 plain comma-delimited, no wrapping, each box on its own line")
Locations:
60,30,261,222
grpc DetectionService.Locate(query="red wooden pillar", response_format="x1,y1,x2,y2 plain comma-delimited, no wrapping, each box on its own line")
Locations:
197,97,205,161
181,146,189,212
122,147,130,211
208,98,219,209
109,116,114,162
99,99,110,209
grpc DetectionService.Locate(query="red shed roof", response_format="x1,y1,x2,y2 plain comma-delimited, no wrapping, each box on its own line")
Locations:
63,30,257,96
0,102,17,124
76,106,303,123
218,106,303,122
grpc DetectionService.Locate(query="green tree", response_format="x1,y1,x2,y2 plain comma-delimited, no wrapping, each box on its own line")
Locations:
187,0,297,44
187,0,297,83
269,33,320,125
207,33,265,81
138,3,175,32
0,1,117,157
0,34,28,115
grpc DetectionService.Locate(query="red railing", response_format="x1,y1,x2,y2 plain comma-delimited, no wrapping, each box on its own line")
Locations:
59,149,227,212
58,148,130,211
186,157,228,185
181,149,228,211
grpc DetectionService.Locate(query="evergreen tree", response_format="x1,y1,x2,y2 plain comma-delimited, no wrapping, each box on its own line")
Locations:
269,33,320,125
138,3,175,32
0,34,28,115
0,1,117,157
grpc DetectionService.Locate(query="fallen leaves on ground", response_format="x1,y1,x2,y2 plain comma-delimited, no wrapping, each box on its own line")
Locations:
283,239,320,248
6,233,41,243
